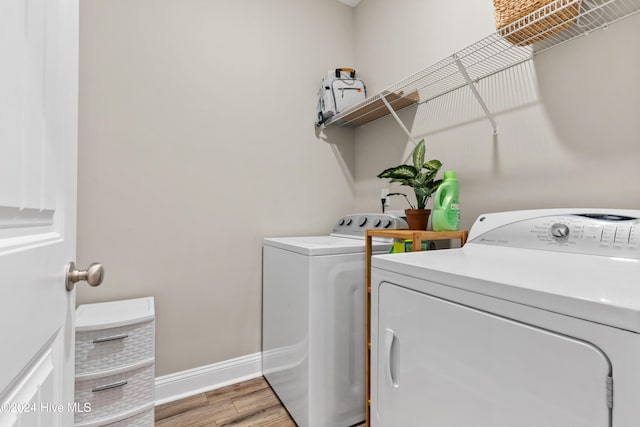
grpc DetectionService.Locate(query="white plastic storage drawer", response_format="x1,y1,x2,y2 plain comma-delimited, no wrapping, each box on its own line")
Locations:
76,321,154,376
74,362,154,425
74,297,155,427
104,408,154,426
75,297,155,376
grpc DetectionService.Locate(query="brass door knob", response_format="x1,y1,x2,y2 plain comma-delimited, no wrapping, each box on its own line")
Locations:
65,262,104,291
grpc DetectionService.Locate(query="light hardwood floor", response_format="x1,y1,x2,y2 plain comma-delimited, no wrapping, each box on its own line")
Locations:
155,376,296,426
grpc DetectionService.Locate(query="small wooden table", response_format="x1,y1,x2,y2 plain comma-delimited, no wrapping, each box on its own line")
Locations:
364,229,469,426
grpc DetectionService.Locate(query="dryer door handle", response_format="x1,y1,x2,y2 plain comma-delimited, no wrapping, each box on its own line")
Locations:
384,328,399,388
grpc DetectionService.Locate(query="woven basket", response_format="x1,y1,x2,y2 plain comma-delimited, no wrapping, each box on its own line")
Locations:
494,0,582,45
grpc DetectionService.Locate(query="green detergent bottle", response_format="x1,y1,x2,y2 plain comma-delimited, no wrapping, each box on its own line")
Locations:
432,170,460,231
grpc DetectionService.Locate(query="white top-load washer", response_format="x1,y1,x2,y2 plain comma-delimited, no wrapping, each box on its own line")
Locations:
262,213,407,427
370,208,640,427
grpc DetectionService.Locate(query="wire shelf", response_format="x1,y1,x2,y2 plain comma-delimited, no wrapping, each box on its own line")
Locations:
322,0,640,128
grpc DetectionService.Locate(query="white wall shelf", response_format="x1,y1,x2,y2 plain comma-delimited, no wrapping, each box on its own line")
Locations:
322,0,640,135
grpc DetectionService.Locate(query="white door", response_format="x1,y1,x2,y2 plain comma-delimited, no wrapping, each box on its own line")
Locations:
374,282,612,427
0,0,79,426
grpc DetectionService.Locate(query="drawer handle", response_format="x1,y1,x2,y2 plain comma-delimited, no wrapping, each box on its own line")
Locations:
93,334,128,344
92,380,128,392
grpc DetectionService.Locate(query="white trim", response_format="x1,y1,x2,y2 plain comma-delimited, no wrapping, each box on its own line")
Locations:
154,352,262,405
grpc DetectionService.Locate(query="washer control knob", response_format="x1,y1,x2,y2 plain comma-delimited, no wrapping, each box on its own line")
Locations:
383,220,392,229
338,218,345,226
345,218,353,226
358,217,368,227
373,219,382,228
551,223,570,240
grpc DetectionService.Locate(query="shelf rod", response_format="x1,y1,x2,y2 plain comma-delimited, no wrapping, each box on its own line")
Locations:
453,54,498,135
380,94,420,147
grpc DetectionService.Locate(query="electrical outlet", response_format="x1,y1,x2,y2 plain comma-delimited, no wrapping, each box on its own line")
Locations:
381,188,390,207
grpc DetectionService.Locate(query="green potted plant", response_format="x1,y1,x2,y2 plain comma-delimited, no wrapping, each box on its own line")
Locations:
377,139,443,230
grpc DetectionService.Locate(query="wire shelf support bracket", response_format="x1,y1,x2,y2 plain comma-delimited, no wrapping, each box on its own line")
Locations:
320,0,640,133
379,95,421,147
453,54,498,135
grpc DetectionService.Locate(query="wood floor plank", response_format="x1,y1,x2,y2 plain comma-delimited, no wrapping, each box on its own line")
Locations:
155,392,210,421
155,400,237,427
154,376,296,427
232,387,281,415
206,377,269,405
217,403,294,427
259,410,298,427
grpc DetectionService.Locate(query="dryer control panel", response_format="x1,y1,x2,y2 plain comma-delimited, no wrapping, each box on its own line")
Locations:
469,210,640,259
331,213,408,237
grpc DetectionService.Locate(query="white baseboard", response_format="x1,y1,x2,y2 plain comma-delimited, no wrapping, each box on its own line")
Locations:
154,352,262,405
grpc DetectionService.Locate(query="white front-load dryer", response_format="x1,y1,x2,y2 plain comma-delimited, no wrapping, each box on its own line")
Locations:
262,213,407,427
370,209,640,427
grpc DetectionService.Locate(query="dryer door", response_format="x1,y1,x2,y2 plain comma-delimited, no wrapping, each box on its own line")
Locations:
375,282,612,427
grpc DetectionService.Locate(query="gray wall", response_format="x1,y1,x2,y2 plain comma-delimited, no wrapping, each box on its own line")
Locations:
77,0,356,376
78,0,640,378
350,0,640,225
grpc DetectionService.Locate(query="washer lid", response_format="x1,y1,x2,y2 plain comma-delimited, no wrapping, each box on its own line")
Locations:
264,235,390,256
372,244,640,333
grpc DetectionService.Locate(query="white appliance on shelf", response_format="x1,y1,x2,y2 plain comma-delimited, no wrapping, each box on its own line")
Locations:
262,213,408,427
370,209,640,427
